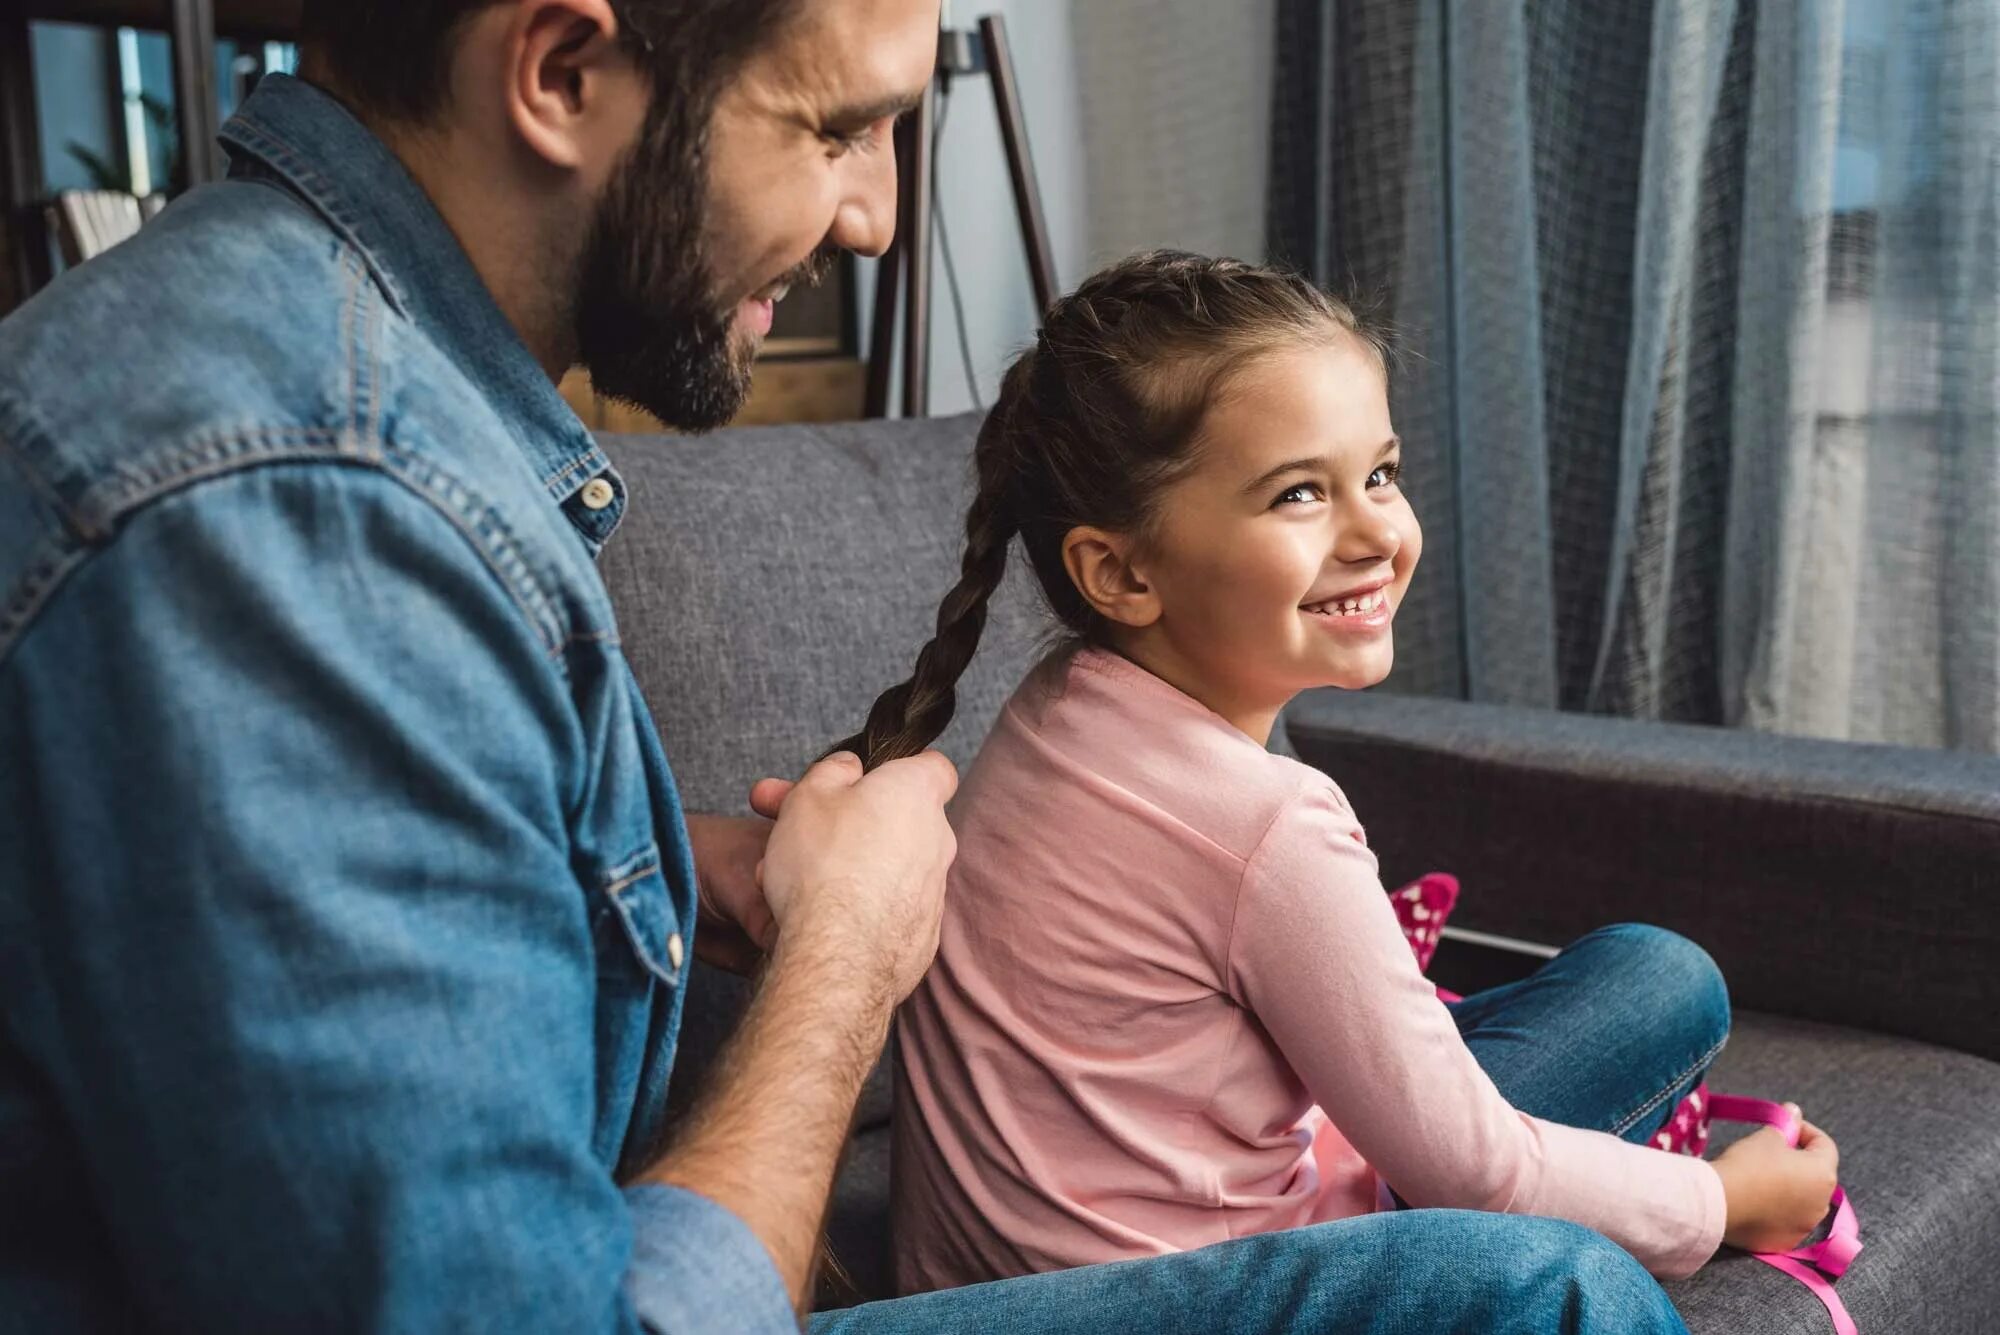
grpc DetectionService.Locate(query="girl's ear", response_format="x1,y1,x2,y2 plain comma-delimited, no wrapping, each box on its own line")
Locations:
1063,526,1161,629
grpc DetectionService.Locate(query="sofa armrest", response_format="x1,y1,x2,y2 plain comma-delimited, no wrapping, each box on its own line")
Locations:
1282,689,2000,1062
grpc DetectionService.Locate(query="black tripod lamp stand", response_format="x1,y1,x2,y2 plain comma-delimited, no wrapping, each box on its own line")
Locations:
864,13,1060,419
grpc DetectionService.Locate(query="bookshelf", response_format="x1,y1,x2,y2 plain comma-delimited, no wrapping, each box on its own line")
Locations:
3,0,288,299
11,1,300,39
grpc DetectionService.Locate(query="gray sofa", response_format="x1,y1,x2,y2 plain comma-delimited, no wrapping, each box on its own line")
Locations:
598,411,2000,1333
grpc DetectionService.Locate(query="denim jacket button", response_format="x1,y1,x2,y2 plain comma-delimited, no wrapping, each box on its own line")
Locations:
579,477,616,511
666,932,685,970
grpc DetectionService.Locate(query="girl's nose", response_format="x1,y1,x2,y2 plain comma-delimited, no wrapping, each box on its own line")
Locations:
1334,502,1402,564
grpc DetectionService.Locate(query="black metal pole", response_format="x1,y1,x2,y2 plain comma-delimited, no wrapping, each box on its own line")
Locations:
864,115,913,419
900,79,935,418
979,13,1058,317
0,9,46,308
170,0,221,188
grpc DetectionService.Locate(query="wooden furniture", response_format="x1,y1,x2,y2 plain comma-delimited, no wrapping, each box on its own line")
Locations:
1,0,301,304
560,360,867,435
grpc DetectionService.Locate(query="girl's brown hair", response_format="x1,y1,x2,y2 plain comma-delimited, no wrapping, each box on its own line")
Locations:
832,250,1389,770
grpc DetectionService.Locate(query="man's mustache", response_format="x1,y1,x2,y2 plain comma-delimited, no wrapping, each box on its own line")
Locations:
777,243,840,292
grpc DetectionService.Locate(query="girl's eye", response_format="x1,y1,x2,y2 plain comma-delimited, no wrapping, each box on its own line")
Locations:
1368,461,1404,490
1273,482,1322,507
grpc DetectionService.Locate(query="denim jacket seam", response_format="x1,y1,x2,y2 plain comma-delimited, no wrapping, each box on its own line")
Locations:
70,429,366,531
340,246,364,437
0,397,96,664
350,247,387,448
0,389,98,537
374,451,572,659
557,628,623,655
542,449,608,496
222,118,414,318
0,538,91,668
5,433,581,670
603,854,664,899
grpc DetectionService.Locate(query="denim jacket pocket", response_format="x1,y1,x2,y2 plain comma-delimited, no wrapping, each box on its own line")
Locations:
592,844,683,991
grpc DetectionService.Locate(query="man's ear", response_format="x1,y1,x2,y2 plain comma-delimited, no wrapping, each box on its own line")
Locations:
1062,526,1161,629
497,0,646,173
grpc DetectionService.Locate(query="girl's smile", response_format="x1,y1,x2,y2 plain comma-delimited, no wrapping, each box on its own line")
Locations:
1302,582,1394,631
1100,336,1422,743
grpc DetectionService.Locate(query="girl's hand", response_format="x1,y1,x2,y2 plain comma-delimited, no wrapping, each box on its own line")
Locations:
1712,1104,1841,1253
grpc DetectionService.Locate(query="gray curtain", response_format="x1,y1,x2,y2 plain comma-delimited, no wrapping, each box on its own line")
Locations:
1070,0,1277,267
1271,0,1999,752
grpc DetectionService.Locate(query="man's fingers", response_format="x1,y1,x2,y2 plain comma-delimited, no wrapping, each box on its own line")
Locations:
872,749,960,803
749,777,796,819
799,751,865,790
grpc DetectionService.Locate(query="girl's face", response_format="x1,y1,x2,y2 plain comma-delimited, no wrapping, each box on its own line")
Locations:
1115,338,1421,740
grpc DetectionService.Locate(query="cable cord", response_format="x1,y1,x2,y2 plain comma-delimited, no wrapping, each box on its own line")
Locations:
930,85,984,410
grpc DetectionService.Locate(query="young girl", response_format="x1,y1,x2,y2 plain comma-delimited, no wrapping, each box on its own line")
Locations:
835,251,1839,1295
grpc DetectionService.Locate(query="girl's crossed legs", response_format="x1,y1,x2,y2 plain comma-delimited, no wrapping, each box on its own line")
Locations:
1449,922,1732,1147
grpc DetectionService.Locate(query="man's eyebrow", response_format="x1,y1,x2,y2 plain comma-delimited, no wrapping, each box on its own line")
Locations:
1240,436,1402,495
825,91,926,128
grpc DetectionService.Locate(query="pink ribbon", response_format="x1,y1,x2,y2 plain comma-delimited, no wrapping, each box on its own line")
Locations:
1705,1094,1862,1335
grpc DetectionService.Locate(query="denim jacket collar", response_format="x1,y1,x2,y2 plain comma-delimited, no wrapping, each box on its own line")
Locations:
218,74,623,548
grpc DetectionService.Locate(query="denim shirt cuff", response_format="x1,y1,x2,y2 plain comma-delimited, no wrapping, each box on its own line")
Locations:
623,1184,795,1333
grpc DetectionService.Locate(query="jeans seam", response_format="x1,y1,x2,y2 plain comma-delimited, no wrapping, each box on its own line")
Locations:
1612,1030,1728,1136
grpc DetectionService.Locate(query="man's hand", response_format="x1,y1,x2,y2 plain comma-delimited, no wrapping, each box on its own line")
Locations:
758,750,958,1008
647,749,958,1312
684,812,780,975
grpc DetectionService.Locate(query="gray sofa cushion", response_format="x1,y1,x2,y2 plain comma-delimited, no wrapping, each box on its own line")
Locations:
1668,1012,2000,1334
598,417,1048,1123
600,413,1046,811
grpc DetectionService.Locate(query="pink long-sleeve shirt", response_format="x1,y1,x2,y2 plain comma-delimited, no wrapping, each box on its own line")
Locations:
892,647,1726,1294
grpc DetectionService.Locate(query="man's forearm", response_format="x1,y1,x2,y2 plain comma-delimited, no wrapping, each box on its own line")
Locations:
643,936,891,1314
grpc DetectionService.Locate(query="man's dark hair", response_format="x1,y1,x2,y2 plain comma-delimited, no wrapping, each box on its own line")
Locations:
298,1,795,124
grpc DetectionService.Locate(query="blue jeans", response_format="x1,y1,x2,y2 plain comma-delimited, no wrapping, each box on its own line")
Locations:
1451,923,1732,1147
812,1210,1685,1334
813,924,1723,1334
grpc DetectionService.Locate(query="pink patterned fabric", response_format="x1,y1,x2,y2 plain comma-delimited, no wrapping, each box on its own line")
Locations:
1653,1083,1714,1157
1387,872,1457,971
1385,872,1711,1155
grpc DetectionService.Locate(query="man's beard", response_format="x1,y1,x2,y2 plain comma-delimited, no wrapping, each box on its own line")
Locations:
572,125,836,433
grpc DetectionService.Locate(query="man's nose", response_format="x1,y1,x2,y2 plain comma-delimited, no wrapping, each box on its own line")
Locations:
828,144,899,258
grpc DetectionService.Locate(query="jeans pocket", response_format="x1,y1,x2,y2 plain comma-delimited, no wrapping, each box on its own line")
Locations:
593,844,683,990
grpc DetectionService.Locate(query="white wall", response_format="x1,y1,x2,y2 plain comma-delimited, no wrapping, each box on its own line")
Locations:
858,0,1274,417
855,0,1090,416
1070,0,1275,266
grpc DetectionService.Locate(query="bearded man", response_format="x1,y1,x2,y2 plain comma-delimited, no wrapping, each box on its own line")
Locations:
0,4,1693,1332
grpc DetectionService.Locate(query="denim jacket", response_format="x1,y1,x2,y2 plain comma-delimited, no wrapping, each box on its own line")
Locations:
0,75,790,1333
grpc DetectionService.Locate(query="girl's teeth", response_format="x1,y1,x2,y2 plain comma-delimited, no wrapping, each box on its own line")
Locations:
1314,591,1388,616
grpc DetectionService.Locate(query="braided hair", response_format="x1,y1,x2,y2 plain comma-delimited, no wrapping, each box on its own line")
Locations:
831,250,1388,770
